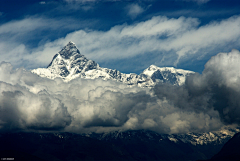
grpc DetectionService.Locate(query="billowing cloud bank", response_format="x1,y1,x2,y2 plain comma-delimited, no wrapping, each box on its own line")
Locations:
1,49,240,134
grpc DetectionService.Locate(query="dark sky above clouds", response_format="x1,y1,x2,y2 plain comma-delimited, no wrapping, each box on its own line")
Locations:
0,0,240,73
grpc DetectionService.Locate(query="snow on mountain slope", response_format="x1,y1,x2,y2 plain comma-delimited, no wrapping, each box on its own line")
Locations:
175,126,240,145
32,41,194,87
92,126,240,146
143,65,194,86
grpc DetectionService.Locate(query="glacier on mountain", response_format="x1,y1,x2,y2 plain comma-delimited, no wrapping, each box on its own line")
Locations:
32,41,194,87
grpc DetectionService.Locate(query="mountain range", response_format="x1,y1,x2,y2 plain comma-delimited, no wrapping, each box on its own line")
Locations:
24,42,240,160
32,41,194,87
0,129,239,161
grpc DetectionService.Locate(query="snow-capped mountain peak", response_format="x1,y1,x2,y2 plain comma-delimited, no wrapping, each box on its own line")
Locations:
142,65,194,86
32,42,194,87
57,41,78,59
32,41,99,80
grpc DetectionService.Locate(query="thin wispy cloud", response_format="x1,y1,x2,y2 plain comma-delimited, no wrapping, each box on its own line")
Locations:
182,0,210,4
17,15,239,70
64,0,120,3
0,16,97,68
1,15,240,71
39,1,46,5
64,0,96,3
126,3,145,19
0,18,50,35
194,0,210,4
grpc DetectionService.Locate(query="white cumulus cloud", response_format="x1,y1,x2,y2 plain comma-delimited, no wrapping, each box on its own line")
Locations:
0,59,229,134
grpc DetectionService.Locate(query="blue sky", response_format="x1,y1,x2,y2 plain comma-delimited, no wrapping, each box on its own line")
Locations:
1,0,240,74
